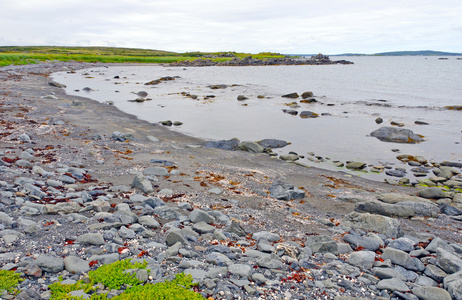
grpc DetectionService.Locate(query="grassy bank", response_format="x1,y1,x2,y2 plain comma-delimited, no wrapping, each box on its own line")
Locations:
0,46,285,66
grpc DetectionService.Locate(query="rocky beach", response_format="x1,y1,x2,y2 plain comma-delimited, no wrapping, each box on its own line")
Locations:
1,62,462,299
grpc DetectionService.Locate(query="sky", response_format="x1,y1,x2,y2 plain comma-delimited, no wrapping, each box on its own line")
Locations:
1,0,461,54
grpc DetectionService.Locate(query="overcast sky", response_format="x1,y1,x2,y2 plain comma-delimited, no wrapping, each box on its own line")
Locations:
1,0,461,54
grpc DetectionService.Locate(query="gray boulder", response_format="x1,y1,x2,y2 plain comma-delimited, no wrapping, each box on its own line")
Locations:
412,286,451,300
257,139,288,149
370,126,424,143
444,270,462,300
269,181,305,201
305,235,338,254
238,141,264,153
419,187,446,199
35,254,64,273
354,201,415,218
437,248,462,274
382,248,425,272
376,278,409,292
131,175,154,193
346,251,376,270
205,139,239,151
63,256,90,274
189,209,215,224
343,234,381,251
340,212,403,238
299,111,319,118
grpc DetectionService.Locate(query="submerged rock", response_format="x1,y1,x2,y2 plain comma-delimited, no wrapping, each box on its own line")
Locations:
370,127,424,143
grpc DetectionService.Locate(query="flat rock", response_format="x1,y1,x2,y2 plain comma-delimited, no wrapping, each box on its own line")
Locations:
437,248,462,274
382,248,425,272
63,256,90,274
370,127,424,143
77,233,105,245
35,254,64,273
413,286,451,300
205,139,239,151
253,231,281,242
354,201,415,218
257,139,288,149
138,216,161,229
377,193,432,204
238,141,264,153
341,212,403,238
189,209,215,224
419,187,446,199
376,278,409,292
343,234,381,251
444,270,462,299
228,264,251,277
305,235,338,254
346,251,376,270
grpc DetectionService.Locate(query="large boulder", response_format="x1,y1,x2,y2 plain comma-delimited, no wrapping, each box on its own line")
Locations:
257,139,288,149
370,127,424,143
205,139,239,151
340,212,403,238
238,141,264,153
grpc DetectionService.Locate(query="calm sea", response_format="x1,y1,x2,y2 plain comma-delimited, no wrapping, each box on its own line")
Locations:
52,56,462,179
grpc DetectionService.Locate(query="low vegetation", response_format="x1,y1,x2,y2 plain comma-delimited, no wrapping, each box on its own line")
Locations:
47,259,204,300
0,46,285,66
0,269,24,296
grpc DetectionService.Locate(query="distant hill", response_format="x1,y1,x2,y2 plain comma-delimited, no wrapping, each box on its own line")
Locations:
374,50,462,56
331,50,462,56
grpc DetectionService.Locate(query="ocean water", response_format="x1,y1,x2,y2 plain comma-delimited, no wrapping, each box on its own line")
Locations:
52,56,462,180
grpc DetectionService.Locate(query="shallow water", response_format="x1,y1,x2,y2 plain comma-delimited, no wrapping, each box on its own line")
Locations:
52,56,462,180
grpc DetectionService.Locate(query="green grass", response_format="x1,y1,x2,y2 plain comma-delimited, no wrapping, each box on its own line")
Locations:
48,259,205,300
0,46,285,66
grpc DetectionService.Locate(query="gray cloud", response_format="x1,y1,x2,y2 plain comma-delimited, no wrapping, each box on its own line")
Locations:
0,0,460,54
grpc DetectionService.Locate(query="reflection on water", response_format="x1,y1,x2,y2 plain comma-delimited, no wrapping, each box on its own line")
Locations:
52,56,461,180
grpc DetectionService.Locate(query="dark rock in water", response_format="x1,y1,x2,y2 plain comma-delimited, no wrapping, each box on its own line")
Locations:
282,93,299,99
137,91,148,97
269,181,305,201
300,111,319,118
237,95,248,101
375,117,383,124
160,120,172,126
145,76,177,85
385,169,406,177
205,139,240,151
209,84,227,89
301,91,314,99
415,121,429,125
300,98,318,103
321,113,332,116
258,139,288,149
439,203,462,216
49,81,66,88
82,87,93,92
113,75,120,79
390,121,405,127
282,109,298,115
370,127,424,143
441,161,462,168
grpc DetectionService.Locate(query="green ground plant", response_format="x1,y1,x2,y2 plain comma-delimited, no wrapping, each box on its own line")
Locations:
48,259,204,300
0,269,24,295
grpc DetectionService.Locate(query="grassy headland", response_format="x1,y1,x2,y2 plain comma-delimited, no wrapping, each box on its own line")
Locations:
0,46,285,66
